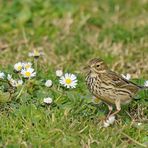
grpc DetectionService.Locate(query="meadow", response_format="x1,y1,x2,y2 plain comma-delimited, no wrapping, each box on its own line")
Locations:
0,0,148,147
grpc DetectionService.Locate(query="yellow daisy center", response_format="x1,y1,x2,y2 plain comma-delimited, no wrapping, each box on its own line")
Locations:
34,50,40,56
65,78,72,84
25,65,30,69
17,66,22,70
25,71,31,77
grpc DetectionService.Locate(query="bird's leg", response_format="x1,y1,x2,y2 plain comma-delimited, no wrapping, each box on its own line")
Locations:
110,99,121,117
106,104,113,119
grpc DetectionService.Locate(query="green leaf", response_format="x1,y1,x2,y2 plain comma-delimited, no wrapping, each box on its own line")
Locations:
0,90,10,103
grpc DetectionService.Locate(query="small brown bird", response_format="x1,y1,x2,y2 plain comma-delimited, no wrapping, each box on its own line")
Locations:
85,58,147,118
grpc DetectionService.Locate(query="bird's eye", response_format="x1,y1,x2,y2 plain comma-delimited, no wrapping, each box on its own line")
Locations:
96,64,100,67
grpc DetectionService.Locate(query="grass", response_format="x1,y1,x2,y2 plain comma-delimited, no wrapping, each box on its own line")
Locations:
0,0,148,147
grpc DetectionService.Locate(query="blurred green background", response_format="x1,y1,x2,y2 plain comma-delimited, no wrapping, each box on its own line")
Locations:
0,0,148,76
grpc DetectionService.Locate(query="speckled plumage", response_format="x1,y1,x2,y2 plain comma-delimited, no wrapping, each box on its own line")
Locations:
85,58,144,118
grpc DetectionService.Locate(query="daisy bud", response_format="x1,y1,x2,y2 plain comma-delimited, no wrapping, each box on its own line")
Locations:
107,116,115,125
56,70,63,77
144,80,148,87
43,97,53,105
45,80,53,87
17,80,23,86
0,72,5,79
7,74,12,81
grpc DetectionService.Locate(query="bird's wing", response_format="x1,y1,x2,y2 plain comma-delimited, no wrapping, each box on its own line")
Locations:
105,71,140,93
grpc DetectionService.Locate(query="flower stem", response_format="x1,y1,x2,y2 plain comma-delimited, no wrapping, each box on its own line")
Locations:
18,73,22,80
34,58,38,73
15,82,26,100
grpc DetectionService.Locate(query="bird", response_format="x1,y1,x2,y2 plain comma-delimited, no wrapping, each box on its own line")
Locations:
84,58,147,119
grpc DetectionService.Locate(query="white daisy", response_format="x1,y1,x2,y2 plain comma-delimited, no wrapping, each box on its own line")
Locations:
9,79,18,87
103,121,110,128
0,72,5,79
23,62,32,69
137,123,142,126
59,73,77,88
103,115,115,128
107,115,115,124
9,79,23,88
144,80,148,87
45,80,53,87
56,70,63,77
7,74,13,81
14,62,23,72
121,73,131,80
43,97,53,104
7,74,16,87
17,80,23,86
28,49,43,58
21,68,36,78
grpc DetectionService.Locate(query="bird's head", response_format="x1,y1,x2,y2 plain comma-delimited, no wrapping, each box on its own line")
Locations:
84,58,109,74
